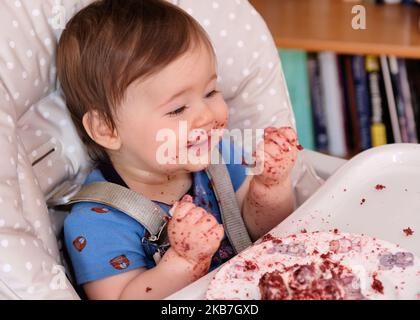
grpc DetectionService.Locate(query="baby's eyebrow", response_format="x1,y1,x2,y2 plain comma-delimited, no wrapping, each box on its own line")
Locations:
158,73,217,108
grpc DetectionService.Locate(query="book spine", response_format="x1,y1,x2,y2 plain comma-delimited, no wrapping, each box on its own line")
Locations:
343,56,362,153
307,54,328,152
366,55,387,146
405,59,420,140
397,58,418,143
319,52,347,157
380,55,402,143
352,55,372,150
389,56,409,142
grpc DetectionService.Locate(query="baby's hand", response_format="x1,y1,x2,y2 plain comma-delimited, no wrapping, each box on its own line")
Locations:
254,127,299,186
167,195,224,265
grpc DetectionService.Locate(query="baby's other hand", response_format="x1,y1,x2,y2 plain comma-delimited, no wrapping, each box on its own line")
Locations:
254,126,299,186
168,195,224,265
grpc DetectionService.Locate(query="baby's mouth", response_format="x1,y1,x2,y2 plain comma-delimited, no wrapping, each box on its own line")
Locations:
187,134,210,149
186,128,213,148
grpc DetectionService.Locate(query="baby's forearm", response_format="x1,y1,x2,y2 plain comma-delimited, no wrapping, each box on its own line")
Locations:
242,176,294,241
119,248,210,300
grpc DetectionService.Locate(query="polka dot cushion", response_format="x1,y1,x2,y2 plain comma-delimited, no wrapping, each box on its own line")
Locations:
0,0,311,299
0,0,92,300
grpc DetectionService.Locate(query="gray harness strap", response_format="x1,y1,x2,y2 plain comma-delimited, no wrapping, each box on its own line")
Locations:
66,182,169,243
205,164,252,254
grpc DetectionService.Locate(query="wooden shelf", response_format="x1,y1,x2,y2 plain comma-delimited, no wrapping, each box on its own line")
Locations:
249,0,420,58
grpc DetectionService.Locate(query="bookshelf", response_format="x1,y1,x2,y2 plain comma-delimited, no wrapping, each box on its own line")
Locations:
249,0,420,59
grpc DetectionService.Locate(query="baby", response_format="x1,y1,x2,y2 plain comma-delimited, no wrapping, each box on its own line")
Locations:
57,0,299,299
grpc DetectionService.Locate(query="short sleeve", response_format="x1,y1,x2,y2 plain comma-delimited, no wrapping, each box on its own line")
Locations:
64,202,152,285
219,138,247,192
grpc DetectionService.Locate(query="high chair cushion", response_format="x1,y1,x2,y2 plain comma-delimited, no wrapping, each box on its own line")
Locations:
0,0,93,299
0,0,318,299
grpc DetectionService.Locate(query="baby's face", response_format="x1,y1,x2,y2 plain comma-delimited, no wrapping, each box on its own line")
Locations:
113,43,228,175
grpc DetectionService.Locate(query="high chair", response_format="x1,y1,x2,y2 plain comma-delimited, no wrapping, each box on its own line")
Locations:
0,0,344,299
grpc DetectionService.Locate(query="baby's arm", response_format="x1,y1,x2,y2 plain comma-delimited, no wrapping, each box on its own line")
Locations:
238,127,298,241
84,247,198,299
84,195,224,300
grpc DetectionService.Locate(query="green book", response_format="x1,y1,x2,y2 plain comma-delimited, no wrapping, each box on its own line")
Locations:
279,49,315,150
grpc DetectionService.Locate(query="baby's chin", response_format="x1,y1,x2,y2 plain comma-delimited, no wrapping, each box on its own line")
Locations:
160,160,212,178
163,161,211,174
184,161,211,173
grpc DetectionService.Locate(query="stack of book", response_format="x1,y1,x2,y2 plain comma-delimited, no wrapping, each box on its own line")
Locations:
280,49,420,158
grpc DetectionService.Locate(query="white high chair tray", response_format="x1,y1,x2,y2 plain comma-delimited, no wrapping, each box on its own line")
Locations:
166,144,420,300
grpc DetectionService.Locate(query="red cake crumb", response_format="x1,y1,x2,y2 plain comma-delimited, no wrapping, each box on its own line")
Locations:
244,260,259,272
301,229,308,233
261,233,276,242
320,252,332,260
371,275,384,294
261,233,283,244
403,227,414,236
297,144,304,151
259,270,290,300
375,184,386,190
146,287,152,293
259,262,365,300
360,198,366,205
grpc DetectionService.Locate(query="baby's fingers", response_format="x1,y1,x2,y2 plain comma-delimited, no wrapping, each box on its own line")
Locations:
205,224,225,246
169,195,193,215
195,213,219,231
170,200,196,219
278,127,297,145
182,207,208,226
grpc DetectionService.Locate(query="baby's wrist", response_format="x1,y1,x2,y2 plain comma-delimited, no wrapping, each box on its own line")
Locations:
253,171,292,187
163,248,211,280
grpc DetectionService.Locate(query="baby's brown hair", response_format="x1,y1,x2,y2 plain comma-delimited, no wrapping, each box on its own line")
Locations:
57,0,214,163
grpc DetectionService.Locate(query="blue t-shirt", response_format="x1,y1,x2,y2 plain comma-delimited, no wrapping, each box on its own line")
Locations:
64,139,247,285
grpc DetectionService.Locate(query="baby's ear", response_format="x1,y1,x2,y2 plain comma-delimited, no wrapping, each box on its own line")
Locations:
82,111,121,151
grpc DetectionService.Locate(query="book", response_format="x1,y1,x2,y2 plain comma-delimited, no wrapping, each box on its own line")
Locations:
307,53,328,152
397,59,418,143
344,55,363,154
380,55,402,143
389,56,410,142
279,49,315,150
340,55,361,154
318,52,347,157
405,59,420,140
365,55,387,147
352,55,372,150
377,57,395,144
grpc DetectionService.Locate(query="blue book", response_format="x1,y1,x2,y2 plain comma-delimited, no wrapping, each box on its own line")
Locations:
351,55,372,150
279,49,315,150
